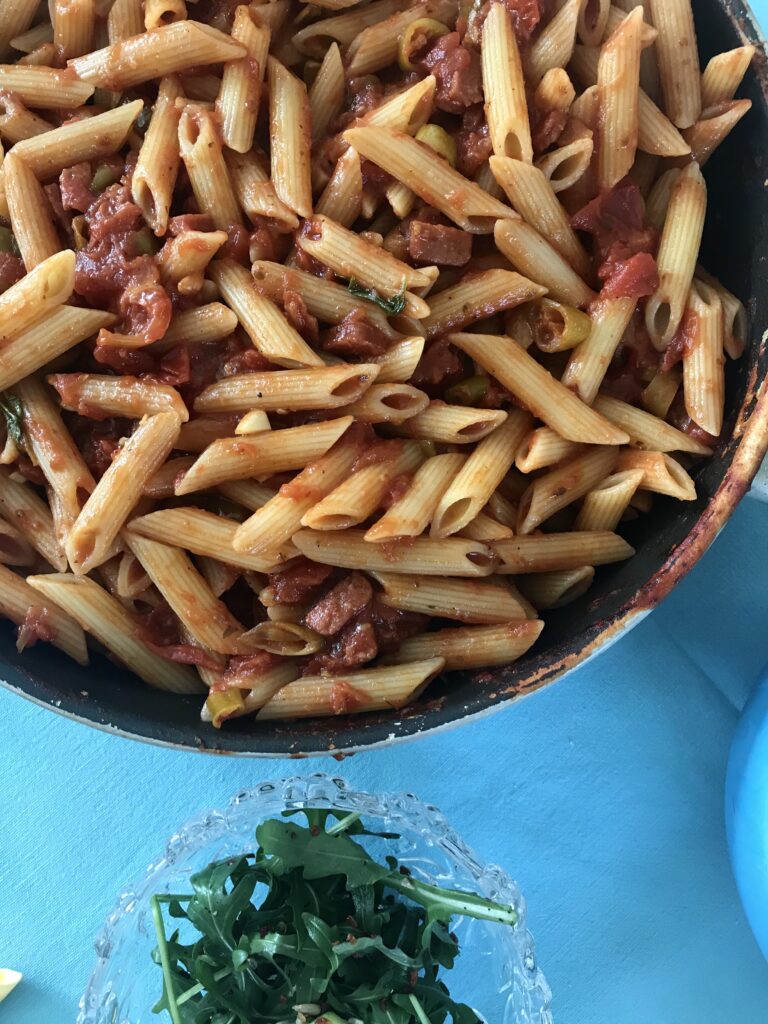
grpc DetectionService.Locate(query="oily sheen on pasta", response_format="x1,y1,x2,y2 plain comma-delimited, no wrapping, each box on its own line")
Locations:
0,0,753,727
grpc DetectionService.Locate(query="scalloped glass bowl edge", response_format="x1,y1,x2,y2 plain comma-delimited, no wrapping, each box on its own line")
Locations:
77,773,553,1024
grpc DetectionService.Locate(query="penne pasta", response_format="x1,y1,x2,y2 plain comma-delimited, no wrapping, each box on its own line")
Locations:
0,0,39,58
3,151,61,269
256,658,445,720
178,107,241,231
593,393,711,454
516,446,618,534
0,562,88,662
337,382,429,423
364,452,464,542
309,42,345,142
535,133,594,193
175,416,354,493
315,147,364,227
0,467,67,570
431,410,532,538
481,2,532,162
66,411,181,574
292,528,497,577
617,449,697,500
683,99,752,167
216,5,269,153
573,469,644,531
268,57,312,219
449,332,629,445
132,75,182,235
528,0,580,84
494,218,596,308
386,620,544,670
396,403,508,445
648,0,701,129
27,572,200,692
561,297,637,404
493,530,634,573
701,45,755,108
683,280,725,437
225,148,299,230
518,565,596,609
515,426,582,473
374,572,532,623
423,268,547,339
194,364,379,414
49,373,189,422
596,7,642,189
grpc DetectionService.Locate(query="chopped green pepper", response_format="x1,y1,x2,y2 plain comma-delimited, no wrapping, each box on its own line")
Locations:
445,374,489,406
90,163,120,193
415,123,457,166
133,225,160,255
397,17,449,71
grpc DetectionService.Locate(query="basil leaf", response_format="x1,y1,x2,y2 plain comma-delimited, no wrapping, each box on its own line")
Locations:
348,278,408,315
0,393,25,452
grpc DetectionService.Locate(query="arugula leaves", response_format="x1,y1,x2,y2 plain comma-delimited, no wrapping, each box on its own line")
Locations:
151,811,515,1024
348,278,408,315
0,393,25,452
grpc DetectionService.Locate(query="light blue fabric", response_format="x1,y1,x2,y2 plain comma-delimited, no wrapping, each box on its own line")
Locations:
3,4,768,1016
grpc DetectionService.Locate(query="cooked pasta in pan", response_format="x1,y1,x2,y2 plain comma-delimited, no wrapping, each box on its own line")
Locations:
0,0,753,726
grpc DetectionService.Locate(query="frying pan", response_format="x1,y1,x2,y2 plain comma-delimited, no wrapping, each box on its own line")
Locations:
2,0,768,756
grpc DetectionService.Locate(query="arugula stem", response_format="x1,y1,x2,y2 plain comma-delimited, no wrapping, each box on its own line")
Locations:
386,875,517,926
326,812,362,836
409,994,432,1024
150,895,184,1024
176,967,233,1007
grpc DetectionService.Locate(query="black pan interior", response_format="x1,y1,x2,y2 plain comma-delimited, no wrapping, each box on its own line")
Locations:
2,0,767,754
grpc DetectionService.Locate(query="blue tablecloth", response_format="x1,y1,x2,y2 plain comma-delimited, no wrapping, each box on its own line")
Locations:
4,11,768,1019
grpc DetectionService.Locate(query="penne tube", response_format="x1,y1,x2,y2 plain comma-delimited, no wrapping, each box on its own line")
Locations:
375,572,533,623
561,297,637,403
423,268,547,339
251,260,400,339
578,0,610,44
235,411,271,435
49,373,189,422
387,620,543,670
15,375,95,518
157,229,227,292
3,151,61,270
256,658,445,720
203,661,299,723
363,75,436,132
528,0,580,84
449,332,629,445
0,66,94,108
11,99,143,179
397,403,508,445
176,416,354,493
0,93,53,143
53,0,95,60
66,412,181,574
604,3,657,46
533,66,575,118
337,382,429,423
593,393,711,454
535,134,594,193
197,556,239,599
209,259,323,367
69,21,245,89
309,41,345,141
697,266,747,360
494,530,634,573
617,449,696,500
365,453,465,542
132,75,182,236
0,468,67,570
0,517,36,566
301,440,423,531
127,507,284,571
432,411,532,538
482,2,532,162
0,563,87,663
346,4,443,76
645,161,706,349
178,107,241,230
159,302,238,348
494,218,596,308
701,45,755,107
233,431,364,555
194,365,379,413
224,148,299,230
596,7,642,189
293,0,404,57
648,0,701,129
683,99,752,167
683,280,725,437
373,336,425,382
143,0,186,30
0,0,39,57
645,167,680,232
628,148,659,195
27,572,200,692
518,565,595,609
125,533,245,655
315,147,363,227
516,446,618,534
292,528,497,577
487,489,521,528
490,156,590,276
298,214,433,319
573,468,644,530
216,6,269,153
175,415,237,453
515,426,583,473
0,306,115,392
459,511,513,541
107,0,144,42
0,249,74,344
219,480,276,511
268,57,312,219
343,126,515,233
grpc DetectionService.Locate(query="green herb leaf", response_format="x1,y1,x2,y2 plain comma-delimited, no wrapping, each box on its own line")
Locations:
0,393,26,452
348,278,408,315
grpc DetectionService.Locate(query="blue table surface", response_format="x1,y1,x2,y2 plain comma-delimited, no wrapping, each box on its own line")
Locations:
4,11,768,1023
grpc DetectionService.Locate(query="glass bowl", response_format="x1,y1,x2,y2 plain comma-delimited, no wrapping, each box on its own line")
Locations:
77,773,553,1024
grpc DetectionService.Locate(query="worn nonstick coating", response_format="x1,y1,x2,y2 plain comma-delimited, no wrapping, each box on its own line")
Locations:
2,0,768,756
